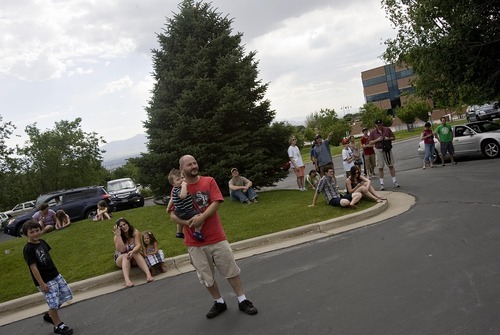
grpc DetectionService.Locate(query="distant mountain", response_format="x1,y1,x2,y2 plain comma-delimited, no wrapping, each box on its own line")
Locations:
101,134,148,170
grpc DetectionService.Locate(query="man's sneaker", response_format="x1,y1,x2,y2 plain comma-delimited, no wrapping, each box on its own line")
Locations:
43,312,54,324
238,299,258,315
54,322,73,335
393,183,400,188
380,184,385,191
206,301,227,319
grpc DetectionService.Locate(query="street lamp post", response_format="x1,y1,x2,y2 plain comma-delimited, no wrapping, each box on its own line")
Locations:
340,105,352,117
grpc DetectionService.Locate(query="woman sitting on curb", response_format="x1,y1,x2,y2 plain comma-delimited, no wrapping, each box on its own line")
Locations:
345,166,387,203
113,217,153,287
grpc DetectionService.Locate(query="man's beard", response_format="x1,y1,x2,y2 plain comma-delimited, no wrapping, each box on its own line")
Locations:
188,168,199,177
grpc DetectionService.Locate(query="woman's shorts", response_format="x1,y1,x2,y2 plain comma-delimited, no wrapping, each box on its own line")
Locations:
293,165,305,177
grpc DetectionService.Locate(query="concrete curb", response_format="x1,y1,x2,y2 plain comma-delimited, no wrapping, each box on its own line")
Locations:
0,192,413,326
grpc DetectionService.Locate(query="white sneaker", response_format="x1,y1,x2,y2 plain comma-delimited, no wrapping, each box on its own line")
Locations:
380,184,386,191
393,182,400,188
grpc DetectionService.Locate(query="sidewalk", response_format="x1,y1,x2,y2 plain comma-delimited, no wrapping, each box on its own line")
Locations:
0,190,415,326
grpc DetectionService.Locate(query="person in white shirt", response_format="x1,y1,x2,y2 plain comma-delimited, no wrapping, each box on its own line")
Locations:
287,135,306,191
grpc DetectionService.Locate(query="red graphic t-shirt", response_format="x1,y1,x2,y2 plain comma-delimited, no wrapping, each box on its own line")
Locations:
183,176,226,247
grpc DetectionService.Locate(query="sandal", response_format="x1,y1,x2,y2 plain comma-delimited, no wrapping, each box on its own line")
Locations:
193,231,205,242
146,277,154,283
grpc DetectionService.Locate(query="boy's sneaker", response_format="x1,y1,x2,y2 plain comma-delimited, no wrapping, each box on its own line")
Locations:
206,301,227,319
43,312,54,324
380,184,385,191
238,299,258,315
54,322,73,335
175,232,184,239
393,182,400,188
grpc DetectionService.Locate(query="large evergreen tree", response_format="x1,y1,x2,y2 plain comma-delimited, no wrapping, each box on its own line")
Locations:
138,0,289,195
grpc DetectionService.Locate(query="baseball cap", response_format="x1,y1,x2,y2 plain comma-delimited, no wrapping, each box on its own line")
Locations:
230,167,238,173
362,127,368,132
375,119,383,125
314,134,322,140
341,138,349,145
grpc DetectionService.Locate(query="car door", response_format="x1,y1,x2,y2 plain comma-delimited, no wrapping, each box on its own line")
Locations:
60,191,85,220
453,126,480,155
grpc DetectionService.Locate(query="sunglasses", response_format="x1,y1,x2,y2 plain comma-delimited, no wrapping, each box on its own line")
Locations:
115,217,127,227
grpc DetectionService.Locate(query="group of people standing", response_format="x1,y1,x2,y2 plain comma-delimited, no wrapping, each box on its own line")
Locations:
292,118,400,209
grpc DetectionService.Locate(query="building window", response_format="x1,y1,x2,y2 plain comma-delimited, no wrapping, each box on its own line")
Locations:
366,92,390,103
362,75,386,87
396,69,413,79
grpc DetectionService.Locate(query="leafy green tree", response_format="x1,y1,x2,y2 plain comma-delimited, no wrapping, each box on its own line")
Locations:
111,160,140,181
0,116,18,209
403,97,433,123
304,108,351,145
137,0,289,195
0,116,15,174
359,103,393,129
16,118,107,194
382,0,500,105
394,106,417,131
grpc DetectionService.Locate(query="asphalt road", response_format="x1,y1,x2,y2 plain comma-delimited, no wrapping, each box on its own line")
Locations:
3,137,500,335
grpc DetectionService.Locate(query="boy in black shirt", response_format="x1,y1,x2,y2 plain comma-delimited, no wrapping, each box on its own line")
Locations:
23,220,74,335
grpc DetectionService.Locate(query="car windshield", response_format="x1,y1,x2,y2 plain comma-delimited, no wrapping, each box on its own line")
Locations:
36,194,55,207
468,122,500,133
107,180,135,192
482,122,500,132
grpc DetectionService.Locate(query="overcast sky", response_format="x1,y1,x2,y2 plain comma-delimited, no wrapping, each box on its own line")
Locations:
0,0,395,146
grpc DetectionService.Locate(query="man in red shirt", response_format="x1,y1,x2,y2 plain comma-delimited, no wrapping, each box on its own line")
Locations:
169,155,258,319
368,119,400,190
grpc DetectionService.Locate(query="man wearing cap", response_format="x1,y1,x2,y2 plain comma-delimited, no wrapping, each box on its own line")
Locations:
368,119,400,190
228,168,258,204
313,132,337,185
360,127,375,179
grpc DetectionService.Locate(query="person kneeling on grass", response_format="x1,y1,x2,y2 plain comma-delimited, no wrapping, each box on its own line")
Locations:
308,167,362,208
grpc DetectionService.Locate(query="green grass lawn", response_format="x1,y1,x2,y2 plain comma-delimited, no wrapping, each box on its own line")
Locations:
0,190,375,303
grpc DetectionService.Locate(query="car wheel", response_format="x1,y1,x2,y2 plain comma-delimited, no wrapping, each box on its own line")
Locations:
86,208,97,220
431,148,442,164
15,223,25,237
481,140,500,158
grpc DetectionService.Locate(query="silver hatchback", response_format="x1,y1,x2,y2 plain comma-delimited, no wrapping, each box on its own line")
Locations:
417,124,500,163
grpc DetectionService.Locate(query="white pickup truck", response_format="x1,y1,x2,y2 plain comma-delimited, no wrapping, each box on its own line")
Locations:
3,200,36,217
